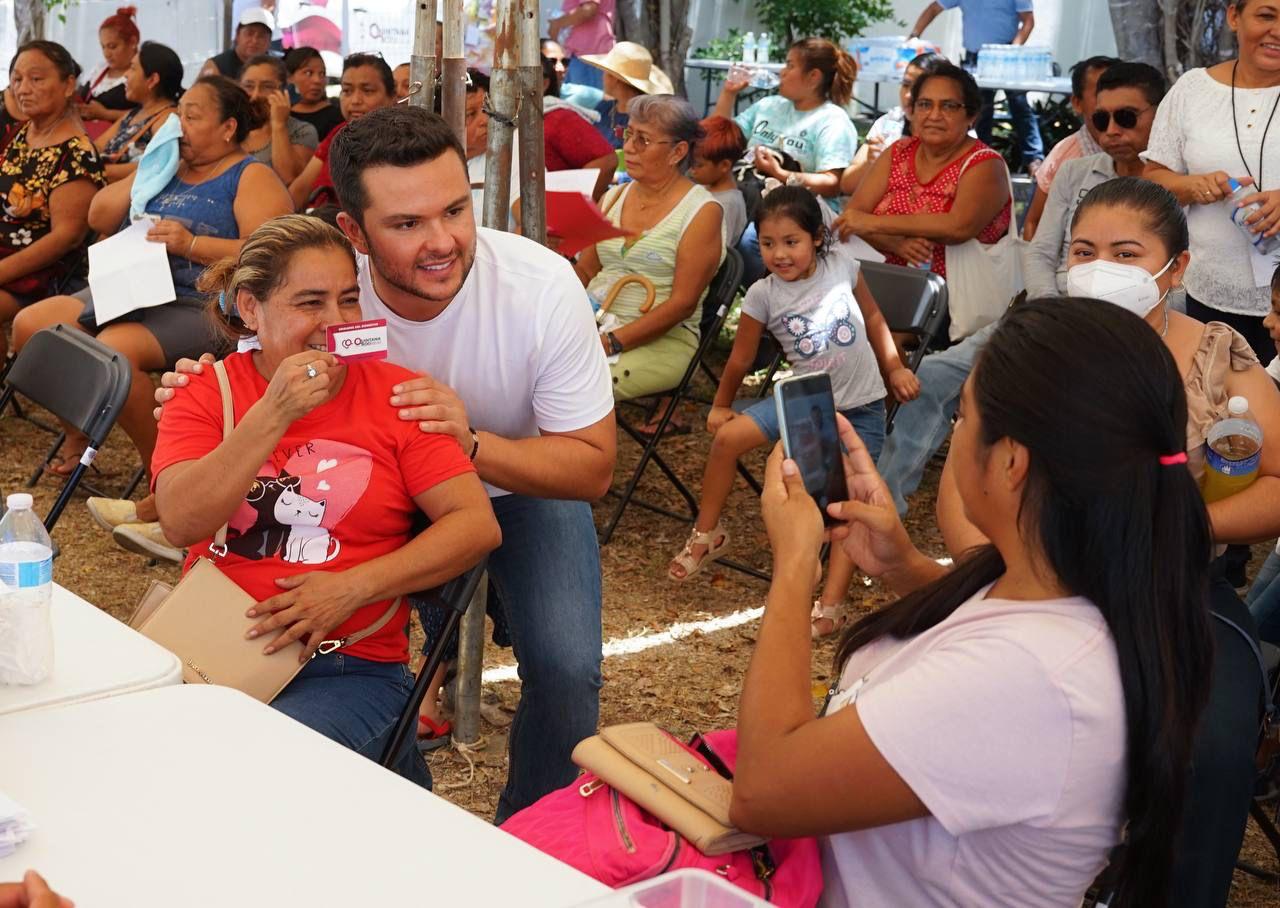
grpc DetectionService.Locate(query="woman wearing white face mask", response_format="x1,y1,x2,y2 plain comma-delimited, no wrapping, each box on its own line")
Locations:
938,176,1280,554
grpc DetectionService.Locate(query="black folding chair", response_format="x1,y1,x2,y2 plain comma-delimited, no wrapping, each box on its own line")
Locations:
598,248,744,546
379,561,488,772
858,260,949,432
0,326,132,534
1089,579,1274,907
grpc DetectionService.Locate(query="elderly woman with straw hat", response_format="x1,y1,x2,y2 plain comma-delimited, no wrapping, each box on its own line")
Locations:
564,41,673,150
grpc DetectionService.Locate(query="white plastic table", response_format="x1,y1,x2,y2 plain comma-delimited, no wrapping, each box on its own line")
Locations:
0,685,611,907
0,583,181,716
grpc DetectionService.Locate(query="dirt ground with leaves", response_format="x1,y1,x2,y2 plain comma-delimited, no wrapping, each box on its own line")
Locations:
6,371,1280,904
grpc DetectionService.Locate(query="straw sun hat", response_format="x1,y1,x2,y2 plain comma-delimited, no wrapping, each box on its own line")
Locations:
579,42,673,95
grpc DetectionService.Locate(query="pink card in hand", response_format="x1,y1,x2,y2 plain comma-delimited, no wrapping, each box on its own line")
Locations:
327,318,388,362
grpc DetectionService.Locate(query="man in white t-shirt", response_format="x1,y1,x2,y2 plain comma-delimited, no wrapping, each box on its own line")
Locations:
146,107,615,820
327,106,615,821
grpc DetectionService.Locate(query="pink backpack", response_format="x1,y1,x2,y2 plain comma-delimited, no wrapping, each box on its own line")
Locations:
501,729,823,906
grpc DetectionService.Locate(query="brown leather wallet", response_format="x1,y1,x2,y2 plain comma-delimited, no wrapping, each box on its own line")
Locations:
572,723,767,856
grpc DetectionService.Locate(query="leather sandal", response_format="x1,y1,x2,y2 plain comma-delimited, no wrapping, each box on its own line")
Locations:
810,600,849,639
667,523,730,582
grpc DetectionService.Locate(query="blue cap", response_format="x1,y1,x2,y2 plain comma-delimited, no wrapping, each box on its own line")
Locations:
1228,177,1243,192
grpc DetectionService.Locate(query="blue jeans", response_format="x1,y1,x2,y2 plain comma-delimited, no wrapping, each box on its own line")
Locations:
1247,549,1280,645
741,396,886,463
426,493,603,823
272,651,431,789
976,89,1044,167
566,55,604,90
737,223,766,289
878,322,997,516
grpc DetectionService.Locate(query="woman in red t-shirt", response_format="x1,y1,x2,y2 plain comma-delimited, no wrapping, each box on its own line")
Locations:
833,61,1011,278
151,214,500,786
542,54,618,200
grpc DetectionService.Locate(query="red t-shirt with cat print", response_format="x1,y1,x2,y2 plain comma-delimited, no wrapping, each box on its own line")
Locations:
151,351,476,663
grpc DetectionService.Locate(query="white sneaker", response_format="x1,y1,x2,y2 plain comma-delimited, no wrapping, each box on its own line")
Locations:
112,522,184,564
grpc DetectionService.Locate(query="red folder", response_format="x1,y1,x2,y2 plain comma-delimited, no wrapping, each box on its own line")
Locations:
545,190,631,258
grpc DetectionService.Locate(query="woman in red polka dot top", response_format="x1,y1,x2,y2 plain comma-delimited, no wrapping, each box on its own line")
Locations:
833,61,1011,278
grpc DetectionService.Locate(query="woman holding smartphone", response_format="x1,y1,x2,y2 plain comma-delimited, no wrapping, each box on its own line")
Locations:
736,297,1213,908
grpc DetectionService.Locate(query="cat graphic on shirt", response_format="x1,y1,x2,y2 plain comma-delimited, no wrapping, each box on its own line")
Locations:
225,471,341,565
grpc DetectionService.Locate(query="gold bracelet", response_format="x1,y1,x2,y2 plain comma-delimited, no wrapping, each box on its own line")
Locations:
187,235,198,260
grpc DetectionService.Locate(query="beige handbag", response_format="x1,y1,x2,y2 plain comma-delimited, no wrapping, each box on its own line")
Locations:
572,722,768,856
129,360,399,704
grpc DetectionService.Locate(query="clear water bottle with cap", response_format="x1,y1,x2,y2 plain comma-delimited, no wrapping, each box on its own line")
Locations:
0,493,53,685
741,32,756,64
1228,178,1280,256
1202,396,1264,503
756,32,771,65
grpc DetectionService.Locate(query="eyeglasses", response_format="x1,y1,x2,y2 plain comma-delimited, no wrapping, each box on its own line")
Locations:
912,98,966,115
1090,106,1153,132
622,127,674,150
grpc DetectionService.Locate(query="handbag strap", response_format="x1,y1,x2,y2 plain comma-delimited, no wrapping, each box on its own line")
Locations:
956,147,1019,242
315,597,403,655
210,359,234,552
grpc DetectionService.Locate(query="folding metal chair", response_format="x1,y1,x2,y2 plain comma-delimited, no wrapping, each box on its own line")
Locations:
598,248,744,546
858,260,949,432
379,560,488,771
0,326,132,534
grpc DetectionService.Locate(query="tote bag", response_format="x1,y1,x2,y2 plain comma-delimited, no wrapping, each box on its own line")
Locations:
943,151,1025,341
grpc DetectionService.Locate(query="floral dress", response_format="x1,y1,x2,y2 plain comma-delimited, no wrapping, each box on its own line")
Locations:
871,137,1012,277
0,124,106,296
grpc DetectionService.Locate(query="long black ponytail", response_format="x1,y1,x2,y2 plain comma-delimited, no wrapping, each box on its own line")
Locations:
836,297,1214,907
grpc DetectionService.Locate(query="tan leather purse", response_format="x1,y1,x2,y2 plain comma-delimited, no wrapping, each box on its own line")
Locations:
129,360,399,704
571,722,767,856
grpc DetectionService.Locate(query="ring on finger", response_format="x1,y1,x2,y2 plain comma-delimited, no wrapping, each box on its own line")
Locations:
305,363,318,380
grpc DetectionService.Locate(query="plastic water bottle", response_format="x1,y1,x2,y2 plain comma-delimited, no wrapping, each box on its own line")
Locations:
756,32,771,65
1202,396,1264,503
1228,178,1280,256
878,114,905,145
0,494,54,685
741,32,756,65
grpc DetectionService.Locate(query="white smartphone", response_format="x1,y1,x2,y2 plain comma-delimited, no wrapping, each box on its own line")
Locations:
774,372,848,526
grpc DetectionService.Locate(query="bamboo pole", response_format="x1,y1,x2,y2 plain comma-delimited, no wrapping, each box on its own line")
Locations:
441,0,467,143
451,575,488,747
409,0,440,110
516,0,546,243
482,0,519,231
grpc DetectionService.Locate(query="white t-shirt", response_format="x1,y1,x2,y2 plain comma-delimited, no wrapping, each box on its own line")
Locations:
741,243,886,411
356,227,614,497
819,583,1126,908
1143,67,1280,316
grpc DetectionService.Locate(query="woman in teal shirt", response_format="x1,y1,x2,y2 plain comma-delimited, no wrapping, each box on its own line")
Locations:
714,37,859,282
714,37,859,203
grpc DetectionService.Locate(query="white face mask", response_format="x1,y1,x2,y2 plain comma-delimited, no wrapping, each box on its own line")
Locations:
1065,258,1175,317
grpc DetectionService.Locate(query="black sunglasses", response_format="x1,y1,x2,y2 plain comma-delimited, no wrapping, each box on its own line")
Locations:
1091,106,1152,132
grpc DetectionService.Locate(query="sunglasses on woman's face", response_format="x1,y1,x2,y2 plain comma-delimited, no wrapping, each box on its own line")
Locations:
1090,106,1153,132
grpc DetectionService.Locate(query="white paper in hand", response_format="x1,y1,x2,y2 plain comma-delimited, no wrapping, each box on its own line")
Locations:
87,219,177,326
512,168,599,201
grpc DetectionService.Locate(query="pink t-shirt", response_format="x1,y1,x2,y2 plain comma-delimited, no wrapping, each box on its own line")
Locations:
1035,127,1102,193
819,583,1126,908
561,0,615,57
